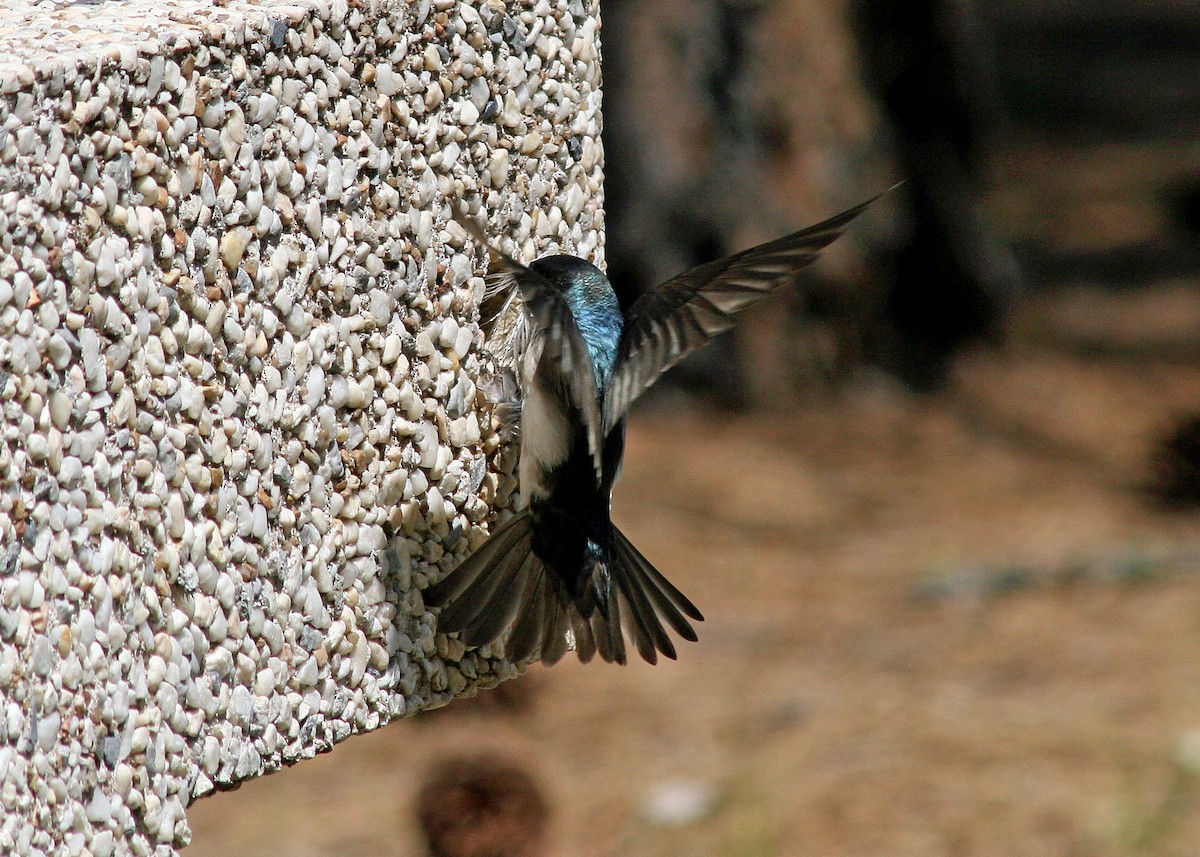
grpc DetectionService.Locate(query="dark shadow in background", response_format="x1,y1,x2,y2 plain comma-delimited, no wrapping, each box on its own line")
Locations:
983,5,1200,292
987,6,1200,143
850,0,1020,391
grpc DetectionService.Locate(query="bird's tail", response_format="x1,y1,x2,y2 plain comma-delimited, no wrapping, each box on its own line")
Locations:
422,514,703,665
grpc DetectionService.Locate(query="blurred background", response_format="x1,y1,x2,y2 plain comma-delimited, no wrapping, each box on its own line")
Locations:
188,1,1200,854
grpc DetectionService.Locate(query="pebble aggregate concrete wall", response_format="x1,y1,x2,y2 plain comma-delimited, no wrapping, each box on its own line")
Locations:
0,0,604,853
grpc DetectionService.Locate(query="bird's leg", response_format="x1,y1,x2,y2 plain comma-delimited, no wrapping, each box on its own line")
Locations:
480,367,522,440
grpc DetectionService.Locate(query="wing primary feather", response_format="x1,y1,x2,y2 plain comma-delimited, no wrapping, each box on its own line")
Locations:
504,566,548,664
681,301,723,343
423,511,532,612
461,547,536,648
604,193,887,431
437,529,530,637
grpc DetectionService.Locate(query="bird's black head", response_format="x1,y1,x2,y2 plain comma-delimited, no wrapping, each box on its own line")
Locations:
528,254,612,299
529,254,623,381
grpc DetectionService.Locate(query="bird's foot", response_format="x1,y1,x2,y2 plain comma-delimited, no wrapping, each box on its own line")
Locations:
480,368,522,440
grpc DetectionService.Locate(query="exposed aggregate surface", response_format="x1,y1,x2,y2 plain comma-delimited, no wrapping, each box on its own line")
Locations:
0,0,604,853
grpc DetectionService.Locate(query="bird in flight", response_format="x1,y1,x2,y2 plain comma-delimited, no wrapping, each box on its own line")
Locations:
423,197,878,665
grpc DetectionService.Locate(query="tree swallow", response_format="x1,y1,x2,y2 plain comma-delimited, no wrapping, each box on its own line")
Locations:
423,198,877,665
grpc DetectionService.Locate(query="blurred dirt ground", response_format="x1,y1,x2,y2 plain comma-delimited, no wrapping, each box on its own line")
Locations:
186,264,1200,855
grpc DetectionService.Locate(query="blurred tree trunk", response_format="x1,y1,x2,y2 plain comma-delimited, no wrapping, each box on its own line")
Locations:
600,0,887,407
850,0,1021,391
600,0,1024,403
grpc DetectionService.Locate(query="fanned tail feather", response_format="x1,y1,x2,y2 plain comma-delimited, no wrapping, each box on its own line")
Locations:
423,515,703,665
589,585,626,665
608,524,703,662
569,613,597,664
610,525,704,639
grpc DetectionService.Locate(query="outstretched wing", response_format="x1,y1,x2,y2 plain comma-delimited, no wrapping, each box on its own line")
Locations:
455,214,605,481
601,197,877,432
